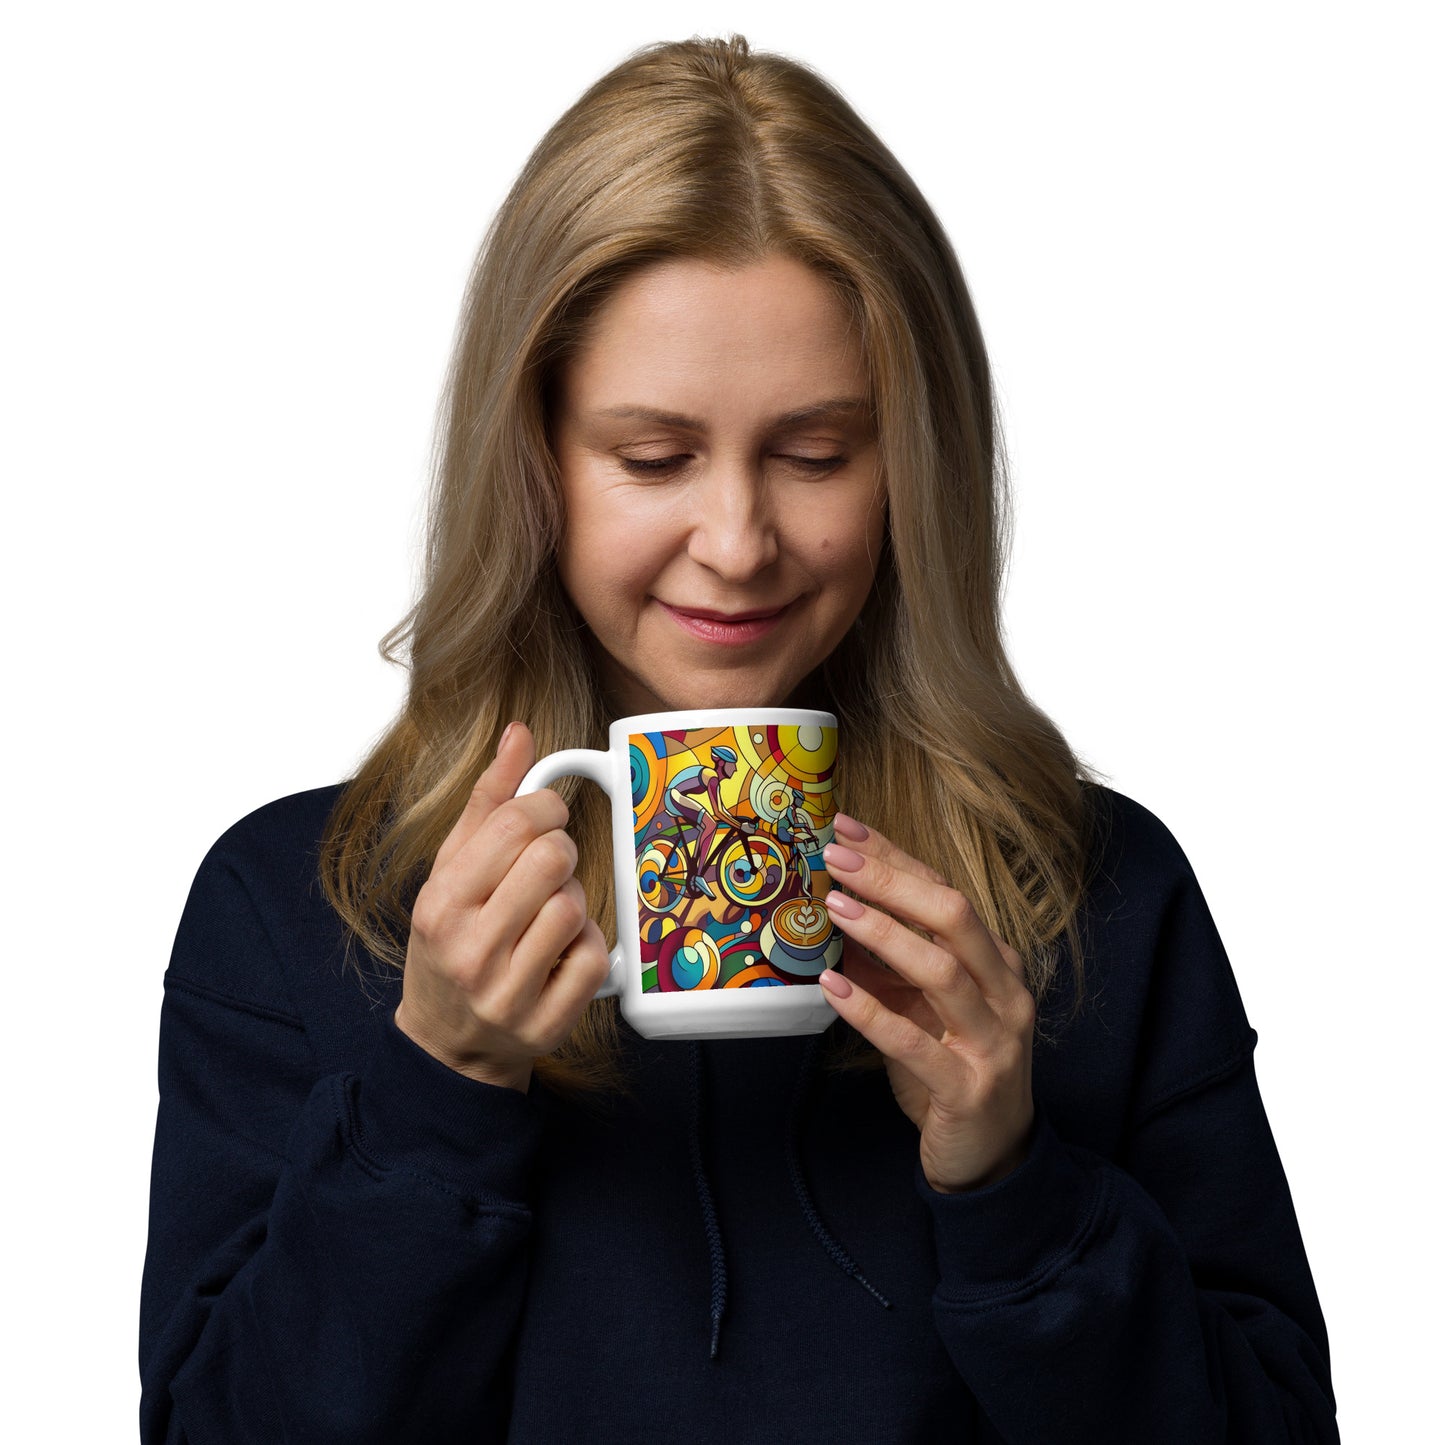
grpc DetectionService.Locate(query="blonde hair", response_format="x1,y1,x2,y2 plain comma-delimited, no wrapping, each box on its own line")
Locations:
320,34,1103,1106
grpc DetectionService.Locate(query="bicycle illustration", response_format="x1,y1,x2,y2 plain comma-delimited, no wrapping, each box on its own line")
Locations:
634,752,827,916
637,804,808,911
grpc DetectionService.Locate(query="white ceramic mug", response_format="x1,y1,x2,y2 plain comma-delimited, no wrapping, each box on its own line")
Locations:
517,708,842,1040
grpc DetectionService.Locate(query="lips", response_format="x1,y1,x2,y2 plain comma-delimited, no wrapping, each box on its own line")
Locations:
659,599,793,645
665,603,789,622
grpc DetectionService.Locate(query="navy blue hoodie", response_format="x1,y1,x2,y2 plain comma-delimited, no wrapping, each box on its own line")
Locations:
139,782,1337,1442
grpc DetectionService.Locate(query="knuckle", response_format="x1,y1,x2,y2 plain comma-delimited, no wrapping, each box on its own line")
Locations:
529,829,578,882
409,884,447,940
864,906,899,947
941,889,975,933
975,1021,1028,1079
985,1047,1025,1097
557,918,607,974
1013,989,1038,1032
924,945,965,993
988,925,1024,966
869,860,907,908
547,884,589,936
488,800,531,850
526,787,570,831
849,981,878,1019
992,1029,1025,1068
590,942,613,986
903,1020,938,1058
448,951,488,993
579,925,612,981
1009,1030,1032,1072
567,878,594,927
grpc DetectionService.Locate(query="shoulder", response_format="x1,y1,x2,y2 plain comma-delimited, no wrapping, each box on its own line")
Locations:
1064,783,1255,1103
202,782,350,874
166,783,352,1017
1075,783,1219,945
1082,783,1195,894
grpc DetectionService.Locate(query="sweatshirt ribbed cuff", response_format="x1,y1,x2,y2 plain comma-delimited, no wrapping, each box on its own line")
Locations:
914,1107,1102,1294
349,1009,547,1207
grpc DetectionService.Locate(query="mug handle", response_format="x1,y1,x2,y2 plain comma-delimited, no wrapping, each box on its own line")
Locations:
516,749,625,999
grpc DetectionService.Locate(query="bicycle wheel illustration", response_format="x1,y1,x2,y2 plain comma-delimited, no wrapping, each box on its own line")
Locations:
715,833,789,909
636,835,690,914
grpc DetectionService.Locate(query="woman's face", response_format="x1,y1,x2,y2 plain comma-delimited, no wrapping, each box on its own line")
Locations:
551,252,887,716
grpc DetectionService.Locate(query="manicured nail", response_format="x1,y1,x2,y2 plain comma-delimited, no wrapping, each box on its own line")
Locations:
833,813,869,842
818,968,853,998
824,843,864,873
825,889,864,919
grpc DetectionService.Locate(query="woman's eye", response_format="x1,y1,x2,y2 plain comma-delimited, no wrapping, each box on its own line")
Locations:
619,455,688,474
617,455,847,476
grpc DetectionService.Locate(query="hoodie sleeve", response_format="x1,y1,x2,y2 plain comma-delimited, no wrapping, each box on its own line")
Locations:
913,810,1338,1443
139,835,545,1444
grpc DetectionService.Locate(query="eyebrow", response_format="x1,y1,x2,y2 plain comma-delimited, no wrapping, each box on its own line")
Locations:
594,396,873,431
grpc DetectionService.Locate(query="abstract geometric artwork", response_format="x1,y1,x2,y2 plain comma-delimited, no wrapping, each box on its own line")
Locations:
628,723,843,992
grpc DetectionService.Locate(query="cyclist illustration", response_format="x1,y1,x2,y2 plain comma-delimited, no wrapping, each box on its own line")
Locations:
663,746,762,899
774,787,819,890
775,788,818,852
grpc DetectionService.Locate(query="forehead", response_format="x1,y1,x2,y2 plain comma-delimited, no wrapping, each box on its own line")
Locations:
559,254,869,414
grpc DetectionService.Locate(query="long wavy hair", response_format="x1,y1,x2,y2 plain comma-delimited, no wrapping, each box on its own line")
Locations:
319,34,1104,1107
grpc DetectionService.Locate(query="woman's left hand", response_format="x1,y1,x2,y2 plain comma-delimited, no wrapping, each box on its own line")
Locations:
817,816,1037,1194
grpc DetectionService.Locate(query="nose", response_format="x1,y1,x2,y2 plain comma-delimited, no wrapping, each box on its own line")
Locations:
685,463,780,582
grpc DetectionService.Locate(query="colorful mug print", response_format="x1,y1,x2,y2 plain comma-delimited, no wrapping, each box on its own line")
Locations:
517,708,844,1040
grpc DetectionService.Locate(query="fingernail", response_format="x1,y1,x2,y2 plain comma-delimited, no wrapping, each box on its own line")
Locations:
834,813,869,842
825,889,864,918
819,968,853,998
824,843,864,873
498,721,518,754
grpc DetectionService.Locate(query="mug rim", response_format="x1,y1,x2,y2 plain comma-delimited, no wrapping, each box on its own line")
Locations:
609,707,838,737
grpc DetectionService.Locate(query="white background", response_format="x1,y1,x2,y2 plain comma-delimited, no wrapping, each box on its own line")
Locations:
5,1,1439,1436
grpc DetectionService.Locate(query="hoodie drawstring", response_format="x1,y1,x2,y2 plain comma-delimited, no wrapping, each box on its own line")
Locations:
687,1032,892,1362
687,1038,729,1361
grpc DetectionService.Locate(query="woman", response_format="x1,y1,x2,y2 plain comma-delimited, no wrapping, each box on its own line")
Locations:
140,35,1337,1443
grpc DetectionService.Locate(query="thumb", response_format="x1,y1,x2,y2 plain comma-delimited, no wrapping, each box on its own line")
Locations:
434,721,537,872
491,719,538,801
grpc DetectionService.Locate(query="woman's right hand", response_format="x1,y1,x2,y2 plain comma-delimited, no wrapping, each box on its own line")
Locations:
393,721,610,1093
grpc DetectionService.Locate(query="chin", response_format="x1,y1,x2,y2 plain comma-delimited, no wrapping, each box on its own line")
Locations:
649,673,817,715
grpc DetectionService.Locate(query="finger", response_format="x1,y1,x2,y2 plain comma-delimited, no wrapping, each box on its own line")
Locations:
823,831,1024,1009
532,918,612,1048
422,792,572,930
832,813,945,886
462,824,579,960
434,721,536,873
837,937,946,1040
824,889,1001,1042
508,872,592,999
818,960,958,1096
984,925,1028,985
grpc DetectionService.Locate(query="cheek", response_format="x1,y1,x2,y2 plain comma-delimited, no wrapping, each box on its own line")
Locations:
817,502,885,584
559,480,640,594
559,516,661,618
